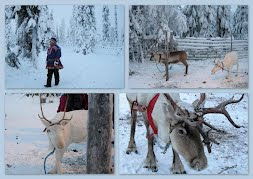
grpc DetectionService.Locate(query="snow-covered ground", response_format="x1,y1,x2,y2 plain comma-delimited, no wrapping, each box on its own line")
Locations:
119,93,248,174
5,46,124,88
129,58,248,88
5,94,86,174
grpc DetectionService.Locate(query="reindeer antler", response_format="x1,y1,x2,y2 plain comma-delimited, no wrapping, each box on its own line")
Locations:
196,94,244,128
56,94,73,125
163,93,203,127
38,93,51,124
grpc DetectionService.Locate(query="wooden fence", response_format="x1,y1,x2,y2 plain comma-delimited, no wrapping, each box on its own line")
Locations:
143,36,248,60
176,37,248,60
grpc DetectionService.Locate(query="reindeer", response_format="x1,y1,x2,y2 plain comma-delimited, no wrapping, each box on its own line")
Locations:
211,51,239,80
126,93,244,173
150,51,188,76
38,94,88,174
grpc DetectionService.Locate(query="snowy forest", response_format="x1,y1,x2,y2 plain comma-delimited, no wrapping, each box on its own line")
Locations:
129,5,248,88
5,5,124,88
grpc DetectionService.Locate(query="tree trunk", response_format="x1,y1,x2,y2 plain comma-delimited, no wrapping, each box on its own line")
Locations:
86,94,113,174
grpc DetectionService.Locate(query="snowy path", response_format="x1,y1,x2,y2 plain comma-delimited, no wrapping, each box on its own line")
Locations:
129,58,248,88
118,93,248,174
5,46,124,88
5,94,86,174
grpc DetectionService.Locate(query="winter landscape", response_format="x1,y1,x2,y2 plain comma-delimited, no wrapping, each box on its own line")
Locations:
119,93,248,174
129,5,248,88
5,5,124,88
5,94,87,174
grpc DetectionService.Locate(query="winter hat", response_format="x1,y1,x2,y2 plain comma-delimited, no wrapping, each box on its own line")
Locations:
50,37,57,43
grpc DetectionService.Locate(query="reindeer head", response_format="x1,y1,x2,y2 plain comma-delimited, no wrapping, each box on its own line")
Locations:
162,93,244,171
150,52,162,62
38,94,72,149
162,94,207,171
211,59,223,74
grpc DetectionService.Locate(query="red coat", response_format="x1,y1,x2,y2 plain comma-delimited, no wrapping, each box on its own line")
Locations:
57,94,88,112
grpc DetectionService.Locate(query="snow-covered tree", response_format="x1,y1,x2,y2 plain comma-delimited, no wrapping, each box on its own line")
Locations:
183,5,218,38
37,6,55,50
5,5,41,68
129,5,187,63
59,19,66,44
216,5,232,38
5,5,55,68
71,5,96,55
102,5,111,43
114,5,118,44
233,5,248,39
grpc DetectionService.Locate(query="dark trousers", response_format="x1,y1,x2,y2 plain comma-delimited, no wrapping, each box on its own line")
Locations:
46,69,59,86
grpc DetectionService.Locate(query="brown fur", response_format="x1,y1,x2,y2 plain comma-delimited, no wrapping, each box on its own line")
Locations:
150,51,188,75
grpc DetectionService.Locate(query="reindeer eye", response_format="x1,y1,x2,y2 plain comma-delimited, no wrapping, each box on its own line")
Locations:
47,129,51,133
178,128,187,135
177,113,181,116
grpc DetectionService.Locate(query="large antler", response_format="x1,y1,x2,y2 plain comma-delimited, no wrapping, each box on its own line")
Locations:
194,93,244,153
38,93,51,124
54,94,73,125
196,93,244,128
163,93,203,127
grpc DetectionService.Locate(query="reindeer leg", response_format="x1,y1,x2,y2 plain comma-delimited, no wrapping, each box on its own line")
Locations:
171,148,186,174
126,110,138,154
235,62,239,77
226,66,233,80
182,61,188,76
143,113,157,172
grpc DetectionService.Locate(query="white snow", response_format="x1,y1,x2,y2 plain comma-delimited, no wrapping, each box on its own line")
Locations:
5,94,86,174
129,58,248,88
119,93,248,174
5,46,124,88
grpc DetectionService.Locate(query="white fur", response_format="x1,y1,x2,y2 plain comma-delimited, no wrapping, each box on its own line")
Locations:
211,51,239,80
40,110,88,174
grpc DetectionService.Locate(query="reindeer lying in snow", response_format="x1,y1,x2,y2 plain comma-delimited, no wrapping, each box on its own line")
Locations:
211,51,239,80
126,93,243,173
38,96,88,174
150,51,188,76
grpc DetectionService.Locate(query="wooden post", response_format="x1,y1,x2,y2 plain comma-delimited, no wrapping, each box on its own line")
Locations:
230,32,233,52
165,31,169,81
86,94,113,174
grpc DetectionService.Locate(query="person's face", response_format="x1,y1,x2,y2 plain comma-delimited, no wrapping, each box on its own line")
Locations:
50,40,55,46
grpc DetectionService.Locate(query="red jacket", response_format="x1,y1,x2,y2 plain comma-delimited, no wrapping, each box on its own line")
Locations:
57,94,88,112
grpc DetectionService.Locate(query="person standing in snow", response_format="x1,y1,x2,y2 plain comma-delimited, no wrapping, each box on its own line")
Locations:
44,37,63,87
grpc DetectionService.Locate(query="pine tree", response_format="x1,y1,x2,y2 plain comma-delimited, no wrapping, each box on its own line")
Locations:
233,5,248,39
59,19,66,44
102,5,111,43
5,5,41,67
216,6,232,38
37,6,55,50
114,5,118,44
72,5,96,55
183,5,218,38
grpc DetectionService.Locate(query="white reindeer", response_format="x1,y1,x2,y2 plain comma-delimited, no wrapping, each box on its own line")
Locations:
39,96,88,174
211,51,239,80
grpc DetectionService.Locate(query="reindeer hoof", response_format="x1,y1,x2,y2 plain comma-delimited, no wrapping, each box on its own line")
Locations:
48,169,57,174
126,148,138,154
143,157,158,172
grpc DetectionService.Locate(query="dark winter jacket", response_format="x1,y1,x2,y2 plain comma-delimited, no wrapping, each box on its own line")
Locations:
57,94,88,113
46,45,63,69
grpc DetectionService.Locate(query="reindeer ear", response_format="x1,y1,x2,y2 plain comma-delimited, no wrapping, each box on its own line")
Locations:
162,102,175,115
39,117,51,127
60,119,70,126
